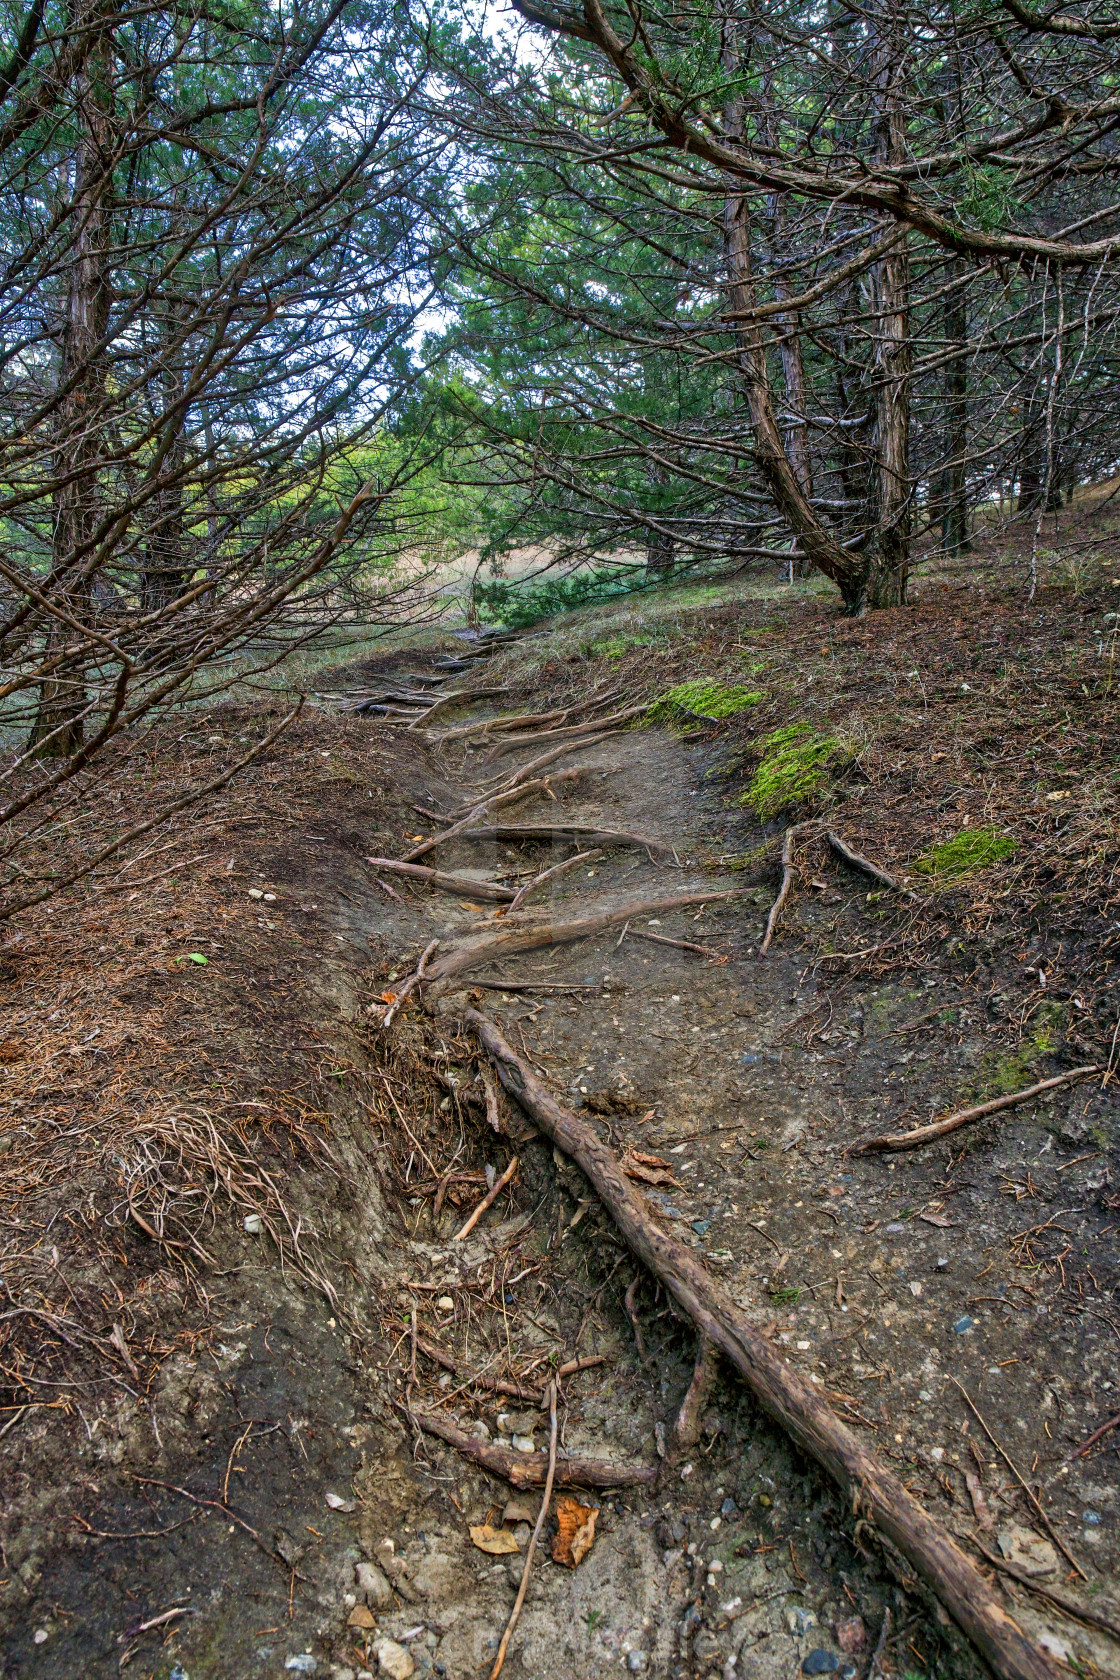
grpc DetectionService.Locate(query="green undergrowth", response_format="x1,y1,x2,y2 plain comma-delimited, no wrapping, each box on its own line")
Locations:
649,679,765,723
914,827,1015,877
741,723,852,817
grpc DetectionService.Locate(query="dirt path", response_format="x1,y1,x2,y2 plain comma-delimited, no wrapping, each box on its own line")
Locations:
5,624,1116,1680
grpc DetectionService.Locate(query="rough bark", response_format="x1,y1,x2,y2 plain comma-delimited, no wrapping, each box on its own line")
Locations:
29,0,117,756
865,22,912,609
723,181,868,611
939,261,971,557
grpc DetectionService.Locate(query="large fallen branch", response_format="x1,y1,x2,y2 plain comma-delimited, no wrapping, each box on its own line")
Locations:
412,1408,656,1489
364,856,516,903
425,887,745,981
849,1065,1099,1154
454,1007,1062,1680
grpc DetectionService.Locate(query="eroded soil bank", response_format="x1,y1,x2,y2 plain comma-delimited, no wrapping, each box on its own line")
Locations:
0,579,1117,1680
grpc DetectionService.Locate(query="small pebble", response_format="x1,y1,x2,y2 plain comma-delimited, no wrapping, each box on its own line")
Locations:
720,1497,739,1519
285,1659,318,1675
243,1213,263,1234
33,1630,48,1645
953,1315,975,1334
801,1653,839,1676
436,1296,454,1312
627,1654,649,1674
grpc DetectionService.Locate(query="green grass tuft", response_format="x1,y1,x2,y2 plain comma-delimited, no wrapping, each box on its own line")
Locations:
740,723,850,817
914,827,1015,878
649,679,765,723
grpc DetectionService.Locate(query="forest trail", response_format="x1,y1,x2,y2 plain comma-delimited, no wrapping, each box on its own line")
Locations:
4,603,1118,1680
306,629,1113,1680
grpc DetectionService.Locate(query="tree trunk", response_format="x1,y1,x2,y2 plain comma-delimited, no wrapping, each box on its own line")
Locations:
939,262,970,556
720,26,868,611
865,21,911,609
140,306,189,614
29,1,115,756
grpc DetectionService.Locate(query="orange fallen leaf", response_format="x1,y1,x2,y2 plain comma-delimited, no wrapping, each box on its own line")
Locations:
552,1495,597,1567
379,990,398,1005
469,1523,520,1555
348,1605,377,1629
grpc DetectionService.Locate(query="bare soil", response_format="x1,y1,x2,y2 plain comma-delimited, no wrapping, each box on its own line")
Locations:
0,573,1117,1680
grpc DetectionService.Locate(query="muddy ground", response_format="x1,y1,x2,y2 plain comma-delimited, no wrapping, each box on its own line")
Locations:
0,576,1118,1680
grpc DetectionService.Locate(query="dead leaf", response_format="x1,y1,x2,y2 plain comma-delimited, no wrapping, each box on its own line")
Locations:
918,1212,955,1228
379,990,398,1005
348,1605,377,1629
469,1523,520,1555
622,1150,680,1188
551,1495,598,1568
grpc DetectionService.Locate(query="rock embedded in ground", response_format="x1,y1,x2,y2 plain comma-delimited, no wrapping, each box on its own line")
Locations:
356,1561,394,1608
375,1638,415,1680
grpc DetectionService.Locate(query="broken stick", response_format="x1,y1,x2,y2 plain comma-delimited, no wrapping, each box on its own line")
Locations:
489,1383,558,1680
456,1006,1063,1680
381,938,439,1027
411,1408,655,1489
849,1065,1099,1154
453,1155,518,1240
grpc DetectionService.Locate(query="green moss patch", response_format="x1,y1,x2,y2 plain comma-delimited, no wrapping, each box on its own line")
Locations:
649,680,765,722
914,827,1015,878
740,723,850,817
589,632,658,660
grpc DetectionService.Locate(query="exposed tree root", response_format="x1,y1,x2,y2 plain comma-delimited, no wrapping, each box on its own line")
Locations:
827,830,914,896
475,730,624,796
507,849,604,913
672,1333,718,1455
482,702,650,755
402,769,588,861
424,887,746,982
365,857,516,902
759,821,822,957
450,1005,1064,1680
850,1065,1099,1154
439,822,678,864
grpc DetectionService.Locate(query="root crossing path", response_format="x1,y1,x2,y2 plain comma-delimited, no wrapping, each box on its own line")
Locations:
346,630,1092,1680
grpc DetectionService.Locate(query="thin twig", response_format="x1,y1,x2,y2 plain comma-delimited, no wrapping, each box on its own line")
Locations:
973,1541,1120,1642
951,1380,1086,1579
489,1382,558,1680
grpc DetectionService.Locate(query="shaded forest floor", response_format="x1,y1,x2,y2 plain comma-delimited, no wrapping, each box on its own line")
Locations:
0,553,1118,1680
